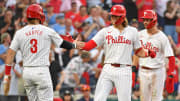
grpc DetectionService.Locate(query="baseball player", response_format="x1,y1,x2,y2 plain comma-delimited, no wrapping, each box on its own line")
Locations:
76,5,156,101
138,10,175,101
3,4,81,101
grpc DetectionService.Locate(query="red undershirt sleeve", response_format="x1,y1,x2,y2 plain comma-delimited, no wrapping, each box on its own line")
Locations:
82,40,97,51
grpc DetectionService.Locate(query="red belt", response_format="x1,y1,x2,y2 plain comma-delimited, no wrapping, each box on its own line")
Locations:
111,64,131,67
141,66,156,70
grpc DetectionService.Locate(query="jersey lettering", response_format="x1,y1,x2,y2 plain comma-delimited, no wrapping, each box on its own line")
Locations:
106,35,131,44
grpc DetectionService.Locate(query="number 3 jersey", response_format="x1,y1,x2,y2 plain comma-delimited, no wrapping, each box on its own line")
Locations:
138,29,174,68
10,25,63,67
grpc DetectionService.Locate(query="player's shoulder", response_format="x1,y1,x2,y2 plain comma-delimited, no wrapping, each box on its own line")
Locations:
126,26,138,31
39,25,55,32
157,30,169,40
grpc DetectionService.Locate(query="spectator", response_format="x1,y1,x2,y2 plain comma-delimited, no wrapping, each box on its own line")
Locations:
14,8,27,30
65,2,78,21
101,10,111,26
58,51,92,94
177,18,180,44
129,18,139,30
45,3,57,26
86,0,102,7
85,6,105,41
0,9,15,38
77,84,93,101
51,13,66,35
61,0,82,13
73,5,88,32
61,90,73,101
124,0,138,22
49,0,62,13
164,0,180,44
65,19,75,36
0,0,6,17
155,0,169,29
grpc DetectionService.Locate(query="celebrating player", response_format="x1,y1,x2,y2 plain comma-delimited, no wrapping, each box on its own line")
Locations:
138,10,175,101
77,5,156,101
3,4,82,101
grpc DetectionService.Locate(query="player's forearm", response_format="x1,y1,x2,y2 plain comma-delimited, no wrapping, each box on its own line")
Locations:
5,49,16,76
5,49,16,65
135,48,148,58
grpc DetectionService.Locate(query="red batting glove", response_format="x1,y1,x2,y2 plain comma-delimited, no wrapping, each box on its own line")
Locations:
148,50,156,58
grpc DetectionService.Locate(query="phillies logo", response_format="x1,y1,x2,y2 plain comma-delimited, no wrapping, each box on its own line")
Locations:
140,40,159,52
106,35,131,44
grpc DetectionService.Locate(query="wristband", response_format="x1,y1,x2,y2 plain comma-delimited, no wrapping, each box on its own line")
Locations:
5,64,12,75
73,43,76,48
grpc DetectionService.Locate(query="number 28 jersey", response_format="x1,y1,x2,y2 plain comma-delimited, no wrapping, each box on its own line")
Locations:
10,25,63,67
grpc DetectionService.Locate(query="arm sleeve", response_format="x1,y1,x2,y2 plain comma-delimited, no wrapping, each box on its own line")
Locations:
49,29,63,48
9,32,20,52
168,56,175,74
133,29,141,50
82,40,97,51
163,37,174,57
92,28,105,47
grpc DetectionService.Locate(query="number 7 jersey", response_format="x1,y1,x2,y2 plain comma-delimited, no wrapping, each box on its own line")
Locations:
10,25,63,67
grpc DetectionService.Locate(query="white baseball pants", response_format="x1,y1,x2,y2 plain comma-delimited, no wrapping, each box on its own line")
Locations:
94,64,132,101
23,66,53,101
139,67,166,101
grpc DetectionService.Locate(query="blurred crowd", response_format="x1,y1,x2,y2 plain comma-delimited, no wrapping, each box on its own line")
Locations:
0,0,180,101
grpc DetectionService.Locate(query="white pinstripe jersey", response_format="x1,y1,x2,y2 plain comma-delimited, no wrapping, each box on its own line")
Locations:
138,29,174,68
10,24,63,67
92,26,141,65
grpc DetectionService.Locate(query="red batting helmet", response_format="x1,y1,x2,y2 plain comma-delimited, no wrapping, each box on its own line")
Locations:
26,4,45,24
109,5,126,24
141,10,157,29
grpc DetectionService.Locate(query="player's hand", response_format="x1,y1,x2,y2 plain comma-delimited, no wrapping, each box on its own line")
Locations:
3,75,11,96
148,49,156,58
73,36,85,49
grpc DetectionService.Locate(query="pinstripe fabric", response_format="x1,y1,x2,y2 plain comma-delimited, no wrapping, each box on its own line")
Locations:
138,29,174,68
93,26,141,65
23,67,53,101
10,25,63,67
9,24,63,101
139,67,166,101
92,25,140,101
94,64,132,101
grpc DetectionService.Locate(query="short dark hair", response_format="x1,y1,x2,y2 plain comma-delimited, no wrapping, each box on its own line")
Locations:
27,18,40,24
